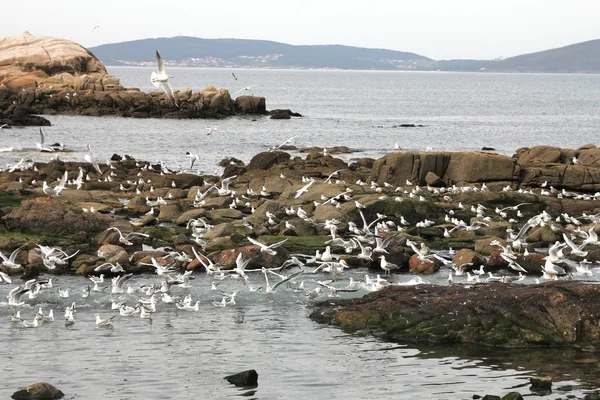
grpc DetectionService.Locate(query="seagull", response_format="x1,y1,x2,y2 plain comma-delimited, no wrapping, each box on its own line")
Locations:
94,262,125,273
20,314,43,328
0,270,12,284
106,227,149,246
379,255,399,275
262,268,304,294
36,128,56,152
92,22,100,32
0,244,26,268
231,72,238,81
42,171,68,197
7,286,29,306
272,136,298,150
247,237,288,256
151,49,178,107
236,85,258,95
295,178,315,198
185,152,200,169
95,313,115,328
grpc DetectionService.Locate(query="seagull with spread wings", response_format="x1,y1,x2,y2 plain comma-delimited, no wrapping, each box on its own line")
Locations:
151,49,178,107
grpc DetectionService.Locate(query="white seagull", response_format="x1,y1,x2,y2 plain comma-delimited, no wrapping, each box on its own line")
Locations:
151,49,178,107
247,236,288,256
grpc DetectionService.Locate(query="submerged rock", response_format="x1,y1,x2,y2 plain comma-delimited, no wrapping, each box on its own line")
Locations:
224,369,258,387
11,382,64,400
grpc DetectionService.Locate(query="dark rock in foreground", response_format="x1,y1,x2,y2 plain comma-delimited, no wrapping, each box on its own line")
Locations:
310,281,600,348
11,382,64,400
224,369,258,387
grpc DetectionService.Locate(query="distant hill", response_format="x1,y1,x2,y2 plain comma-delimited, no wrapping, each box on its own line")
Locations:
485,39,600,73
89,36,431,70
89,36,600,73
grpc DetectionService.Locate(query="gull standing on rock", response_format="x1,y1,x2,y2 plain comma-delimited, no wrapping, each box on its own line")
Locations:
151,49,178,107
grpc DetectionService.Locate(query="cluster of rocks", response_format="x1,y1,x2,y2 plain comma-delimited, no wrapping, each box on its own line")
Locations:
0,144,598,348
0,32,298,124
371,143,600,192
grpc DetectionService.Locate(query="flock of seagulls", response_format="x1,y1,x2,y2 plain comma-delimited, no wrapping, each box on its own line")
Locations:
2,160,600,330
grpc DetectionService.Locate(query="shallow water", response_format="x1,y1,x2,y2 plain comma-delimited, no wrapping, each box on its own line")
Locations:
1,262,600,399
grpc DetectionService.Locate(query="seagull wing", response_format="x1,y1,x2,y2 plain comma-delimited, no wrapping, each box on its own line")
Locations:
272,269,304,290
161,81,177,107
268,238,289,249
156,49,166,75
247,236,268,250
56,171,69,191
8,245,26,263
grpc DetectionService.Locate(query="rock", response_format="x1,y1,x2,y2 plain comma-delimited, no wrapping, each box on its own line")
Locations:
247,151,291,171
269,109,291,119
529,376,552,391
452,248,485,268
224,369,258,387
481,396,501,400
203,223,236,240
157,202,185,223
408,254,439,274
474,236,506,255
425,171,444,187
515,146,562,166
175,209,206,226
11,382,64,399
205,208,243,222
310,281,600,347
0,32,106,89
525,225,559,245
97,244,126,260
235,96,266,114
500,392,523,400
3,198,111,237
371,151,518,188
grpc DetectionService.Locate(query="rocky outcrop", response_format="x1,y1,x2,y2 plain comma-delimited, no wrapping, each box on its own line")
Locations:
0,31,106,89
370,145,600,192
3,198,111,237
515,144,600,191
311,281,600,347
0,33,286,124
370,151,519,189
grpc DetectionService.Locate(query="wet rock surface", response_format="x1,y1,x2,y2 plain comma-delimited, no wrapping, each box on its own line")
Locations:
310,281,600,347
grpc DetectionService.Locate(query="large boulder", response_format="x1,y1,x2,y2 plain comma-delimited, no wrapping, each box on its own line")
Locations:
3,198,111,237
247,151,291,171
235,96,266,114
0,31,107,89
370,151,518,187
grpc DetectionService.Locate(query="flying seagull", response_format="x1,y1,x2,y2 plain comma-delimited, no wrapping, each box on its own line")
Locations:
151,49,178,107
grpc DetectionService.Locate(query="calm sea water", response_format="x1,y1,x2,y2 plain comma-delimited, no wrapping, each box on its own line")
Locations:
1,69,600,399
1,68,600,173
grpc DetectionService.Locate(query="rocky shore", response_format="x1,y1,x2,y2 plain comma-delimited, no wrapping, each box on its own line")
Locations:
0,144,599,337
0,32,298,125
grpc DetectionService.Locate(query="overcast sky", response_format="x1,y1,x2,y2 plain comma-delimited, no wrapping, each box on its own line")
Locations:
3,0,599,60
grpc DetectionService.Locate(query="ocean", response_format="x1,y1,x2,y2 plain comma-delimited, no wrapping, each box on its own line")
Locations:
1,68,600,173
1,68,600,399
